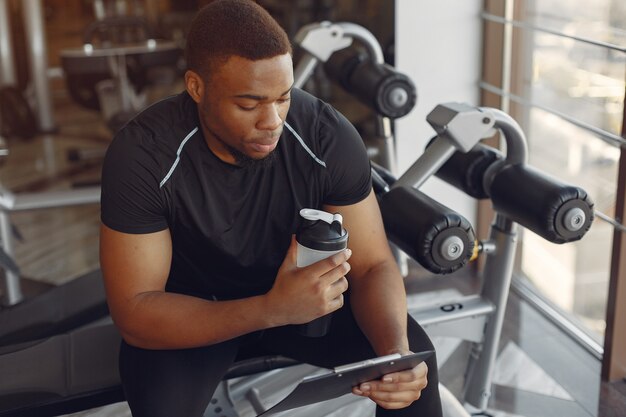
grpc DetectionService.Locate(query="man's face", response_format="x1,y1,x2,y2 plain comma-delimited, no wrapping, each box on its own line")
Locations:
192,53,294,165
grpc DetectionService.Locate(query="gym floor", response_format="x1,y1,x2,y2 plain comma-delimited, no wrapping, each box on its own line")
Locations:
1,89,624,417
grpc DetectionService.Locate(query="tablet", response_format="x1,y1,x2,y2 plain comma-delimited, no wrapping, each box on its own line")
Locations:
258,350,433,416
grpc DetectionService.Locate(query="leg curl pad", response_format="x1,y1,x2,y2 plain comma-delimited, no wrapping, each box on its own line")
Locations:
489,164,594,243
379,186,475,274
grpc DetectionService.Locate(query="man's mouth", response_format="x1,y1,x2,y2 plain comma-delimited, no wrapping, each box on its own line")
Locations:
249,140,278,154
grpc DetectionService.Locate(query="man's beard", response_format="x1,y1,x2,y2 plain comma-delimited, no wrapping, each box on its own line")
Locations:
224,142,278,169
207,125,279,169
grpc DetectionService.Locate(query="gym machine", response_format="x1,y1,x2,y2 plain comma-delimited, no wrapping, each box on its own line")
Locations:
293,21,416,174
0,101,593,417
60,16,183,134
0,21,594,417
199,102,593,417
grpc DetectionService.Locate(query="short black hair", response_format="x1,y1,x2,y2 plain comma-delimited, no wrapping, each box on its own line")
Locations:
185,0,292,79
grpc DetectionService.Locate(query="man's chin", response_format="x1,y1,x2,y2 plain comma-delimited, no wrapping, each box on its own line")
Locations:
233,148,278,169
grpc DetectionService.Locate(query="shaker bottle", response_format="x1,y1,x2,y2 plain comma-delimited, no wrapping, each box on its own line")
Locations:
296,208,349,337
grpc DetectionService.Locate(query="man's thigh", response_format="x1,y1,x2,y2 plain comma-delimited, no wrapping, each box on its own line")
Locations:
118,338,240,417
258,295,381,368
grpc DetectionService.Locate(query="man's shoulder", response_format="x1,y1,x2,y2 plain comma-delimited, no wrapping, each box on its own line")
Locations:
132,91,197,132
105,92,200,171
289,88,326,117
288,88,343,132
113,92,197,149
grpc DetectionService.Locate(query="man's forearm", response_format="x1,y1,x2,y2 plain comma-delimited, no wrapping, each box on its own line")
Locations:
349,259,410,356
114,291,277,349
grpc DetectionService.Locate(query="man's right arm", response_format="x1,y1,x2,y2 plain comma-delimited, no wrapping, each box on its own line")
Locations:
99,224,350,349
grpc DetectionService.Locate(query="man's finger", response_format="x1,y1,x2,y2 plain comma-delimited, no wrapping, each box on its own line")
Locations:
304,248,352,276
381,362,428,384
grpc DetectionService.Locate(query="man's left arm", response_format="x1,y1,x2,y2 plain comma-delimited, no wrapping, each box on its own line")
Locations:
325,190,428,410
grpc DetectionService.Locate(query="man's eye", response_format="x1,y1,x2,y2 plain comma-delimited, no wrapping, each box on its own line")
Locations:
238,105,256,111
278,97,291,104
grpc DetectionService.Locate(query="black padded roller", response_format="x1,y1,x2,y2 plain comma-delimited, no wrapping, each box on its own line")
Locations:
324,48,417,119
489,164,594,243
425,137,504,199
379,186,475,274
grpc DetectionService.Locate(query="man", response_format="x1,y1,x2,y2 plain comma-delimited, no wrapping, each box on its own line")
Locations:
100,1,442,416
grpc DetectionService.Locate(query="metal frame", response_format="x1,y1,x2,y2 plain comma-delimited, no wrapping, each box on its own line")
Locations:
0,185,100,305
603,99,626,381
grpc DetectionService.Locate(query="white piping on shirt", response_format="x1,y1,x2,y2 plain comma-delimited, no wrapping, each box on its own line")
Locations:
159,122,325,188
159,127,199,188
284,122,326,168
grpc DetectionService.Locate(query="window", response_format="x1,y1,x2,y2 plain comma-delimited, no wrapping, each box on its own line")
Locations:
481,0,625,351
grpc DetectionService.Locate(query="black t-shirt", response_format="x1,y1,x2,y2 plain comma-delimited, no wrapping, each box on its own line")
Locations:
101,88,371,300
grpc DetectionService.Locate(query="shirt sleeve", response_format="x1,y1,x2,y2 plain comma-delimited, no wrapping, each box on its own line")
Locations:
317,103,372,206
100,125,169,234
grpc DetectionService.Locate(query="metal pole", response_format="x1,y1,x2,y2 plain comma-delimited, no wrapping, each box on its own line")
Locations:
463,214,518,409
0,209,22,306
392,137,457,189
375,116,397,174
22,0,56,132
0,0,16,85
293,53,319,89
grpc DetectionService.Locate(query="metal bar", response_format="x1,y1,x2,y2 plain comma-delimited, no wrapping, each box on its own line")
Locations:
0,210,22,305
22,0,55,132
374,116,397,174
0,187,100,211
511,276,603,360
464,215,518,410
392,137,456,190
0,186,99,306
483,107,528,165
479,81,626,148
293,53,318,89
481,12,626,53
0,0,16,85
594,210,626,233
500,0,514,114
337,22,385,64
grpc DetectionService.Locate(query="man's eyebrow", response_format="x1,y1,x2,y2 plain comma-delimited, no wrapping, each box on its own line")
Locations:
233,85,293,101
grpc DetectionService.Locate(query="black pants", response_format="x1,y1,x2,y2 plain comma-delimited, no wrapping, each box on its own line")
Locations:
119,297,443,417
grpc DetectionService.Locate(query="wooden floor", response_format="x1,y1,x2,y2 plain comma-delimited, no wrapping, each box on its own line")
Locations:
1,92,625,417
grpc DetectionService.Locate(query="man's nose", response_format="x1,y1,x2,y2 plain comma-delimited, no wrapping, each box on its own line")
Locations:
257,103,282,131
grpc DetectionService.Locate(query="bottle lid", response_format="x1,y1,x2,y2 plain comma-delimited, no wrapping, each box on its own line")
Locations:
296,208,348,251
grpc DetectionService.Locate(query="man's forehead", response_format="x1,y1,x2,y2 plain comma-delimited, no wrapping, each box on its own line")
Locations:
213,54,294,96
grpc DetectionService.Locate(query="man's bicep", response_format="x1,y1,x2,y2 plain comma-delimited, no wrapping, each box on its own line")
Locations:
324,190,395,278
99,223,172,318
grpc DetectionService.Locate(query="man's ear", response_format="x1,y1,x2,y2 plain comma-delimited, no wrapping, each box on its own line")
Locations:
185,70,204,103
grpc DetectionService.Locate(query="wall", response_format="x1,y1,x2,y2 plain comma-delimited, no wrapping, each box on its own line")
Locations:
395,0,483,222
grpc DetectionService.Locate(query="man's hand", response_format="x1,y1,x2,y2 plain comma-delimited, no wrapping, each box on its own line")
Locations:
352,351,428,410
265,236,351,326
